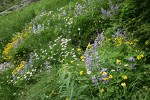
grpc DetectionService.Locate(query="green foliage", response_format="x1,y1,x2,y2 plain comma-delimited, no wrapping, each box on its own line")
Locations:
119,0,150,50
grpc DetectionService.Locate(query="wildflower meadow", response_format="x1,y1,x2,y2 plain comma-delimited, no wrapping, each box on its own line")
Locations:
0,0,150,100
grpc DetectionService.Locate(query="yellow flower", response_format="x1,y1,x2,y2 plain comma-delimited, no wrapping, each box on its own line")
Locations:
70,60,74,63
126,41,133,45
121,82,126,87
87,43,92,49
115,38,122,46
77,48,81,51
116,59,121,65
122,75,127,80
109,75,113,79
19,61,25,69
100,88,105,93
102,72,107,75
103,77,109,81
66,97,69,100
80,70,83,75
12,70,17,75
80,56,85,61
137,54,144,60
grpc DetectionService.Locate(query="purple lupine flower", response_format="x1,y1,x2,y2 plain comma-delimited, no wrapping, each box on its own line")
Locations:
102,80,109,84
97,76,103,81
93,33,100,48
101,8,107,16
29,54,33,67
106,11,111,17
132,63,137,70
101,68,107,72
84,52,93,67
92,76,98,85
110,3,115,11
24,62,28,70
95,55,101,66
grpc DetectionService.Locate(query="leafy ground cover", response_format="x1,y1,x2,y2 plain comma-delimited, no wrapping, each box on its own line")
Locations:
0,0,150,100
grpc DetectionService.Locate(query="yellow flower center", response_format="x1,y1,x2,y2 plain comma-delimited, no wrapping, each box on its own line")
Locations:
109,75,113,79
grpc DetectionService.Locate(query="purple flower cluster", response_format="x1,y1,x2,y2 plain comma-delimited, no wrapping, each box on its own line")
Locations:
83,31,106,85
128,57,137,70
101,1,118,18
84,32,104,73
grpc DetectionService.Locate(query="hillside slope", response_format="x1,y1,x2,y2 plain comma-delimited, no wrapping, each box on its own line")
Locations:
0,0,150,100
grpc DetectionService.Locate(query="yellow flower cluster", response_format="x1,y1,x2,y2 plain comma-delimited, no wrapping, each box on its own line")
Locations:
114,38,122,46
100,71,113,80
12,61,25,75
125,39,138,45
86,43,92,49
3,32,28,61
3,43,13,61
136,54,144,60
125,41,134,45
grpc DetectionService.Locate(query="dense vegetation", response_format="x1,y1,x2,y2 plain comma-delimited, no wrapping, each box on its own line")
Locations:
0,0,150,100
0,0,21,12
